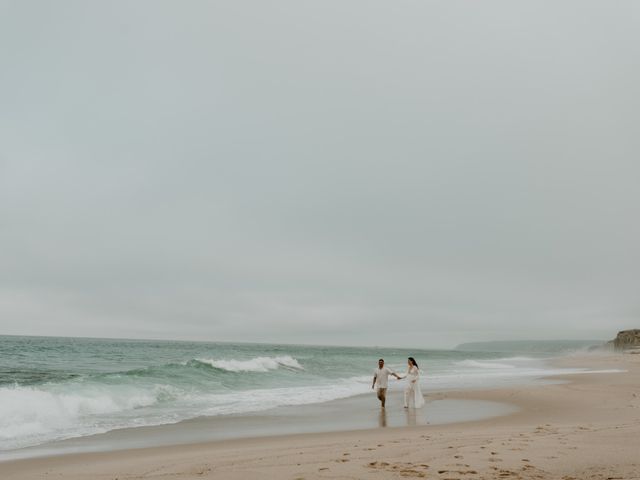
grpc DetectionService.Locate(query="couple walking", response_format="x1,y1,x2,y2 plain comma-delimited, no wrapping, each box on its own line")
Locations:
372,357,425,409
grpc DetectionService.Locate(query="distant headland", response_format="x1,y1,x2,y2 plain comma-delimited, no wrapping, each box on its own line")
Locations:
608,329,640,352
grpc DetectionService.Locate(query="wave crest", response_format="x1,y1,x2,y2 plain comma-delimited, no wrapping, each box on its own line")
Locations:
194,355,303,372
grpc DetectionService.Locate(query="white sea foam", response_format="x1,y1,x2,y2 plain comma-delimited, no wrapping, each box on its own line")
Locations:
0,375,365,452
177,376,371,417
0,383,169,450
455,359,516,369
454,357,539,370
196,355,304,372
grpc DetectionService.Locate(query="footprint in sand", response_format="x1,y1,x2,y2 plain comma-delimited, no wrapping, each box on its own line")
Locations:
496,469,518,477
186,465,212,476
399,469,426,477
438,469,478,476
369,461,429,477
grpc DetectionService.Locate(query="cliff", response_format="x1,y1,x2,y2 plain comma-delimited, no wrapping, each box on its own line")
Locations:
609,329,640,351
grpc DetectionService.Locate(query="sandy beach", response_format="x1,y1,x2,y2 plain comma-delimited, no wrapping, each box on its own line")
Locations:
2,353,639,479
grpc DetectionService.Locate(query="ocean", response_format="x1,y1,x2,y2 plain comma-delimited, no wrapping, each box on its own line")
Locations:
0,335,604,454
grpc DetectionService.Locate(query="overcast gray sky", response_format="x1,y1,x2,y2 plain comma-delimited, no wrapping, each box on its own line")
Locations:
1,1,639,348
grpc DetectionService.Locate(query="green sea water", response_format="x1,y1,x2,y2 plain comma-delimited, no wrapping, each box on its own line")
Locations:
0,335,602,452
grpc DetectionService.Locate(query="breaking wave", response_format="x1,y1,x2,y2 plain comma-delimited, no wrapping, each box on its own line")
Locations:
193,355,304,372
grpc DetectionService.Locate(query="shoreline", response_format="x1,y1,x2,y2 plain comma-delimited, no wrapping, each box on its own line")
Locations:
0,355,596,461
2,353,638,479
1,387,521,462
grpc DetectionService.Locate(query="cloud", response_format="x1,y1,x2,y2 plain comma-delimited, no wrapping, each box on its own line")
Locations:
1,1,639,346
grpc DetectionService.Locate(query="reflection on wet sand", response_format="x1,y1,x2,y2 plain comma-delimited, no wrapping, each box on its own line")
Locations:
378,408,387,427
404,408,420,426
377,406,427,428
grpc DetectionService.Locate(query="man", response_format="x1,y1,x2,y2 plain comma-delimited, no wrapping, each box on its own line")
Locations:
371,358,401,408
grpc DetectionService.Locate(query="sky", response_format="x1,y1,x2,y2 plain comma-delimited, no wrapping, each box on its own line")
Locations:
0,1,639,348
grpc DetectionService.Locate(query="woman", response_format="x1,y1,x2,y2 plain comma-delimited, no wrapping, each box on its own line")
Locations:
402,357,425,409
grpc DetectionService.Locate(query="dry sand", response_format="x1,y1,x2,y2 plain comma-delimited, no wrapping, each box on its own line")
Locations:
2,353,639,479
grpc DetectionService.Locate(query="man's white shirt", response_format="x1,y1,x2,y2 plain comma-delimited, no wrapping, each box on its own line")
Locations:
374,366,395,389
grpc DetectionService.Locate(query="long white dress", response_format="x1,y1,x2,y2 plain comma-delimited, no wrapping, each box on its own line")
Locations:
404,365,425,408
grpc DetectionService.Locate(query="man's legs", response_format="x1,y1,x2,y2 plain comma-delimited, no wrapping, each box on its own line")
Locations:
377,388,387,408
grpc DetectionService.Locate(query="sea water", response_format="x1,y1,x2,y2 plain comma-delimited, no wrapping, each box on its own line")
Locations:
0,335,604,453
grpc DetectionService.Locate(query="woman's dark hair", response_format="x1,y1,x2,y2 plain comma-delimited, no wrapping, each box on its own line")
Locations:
408,357,418,368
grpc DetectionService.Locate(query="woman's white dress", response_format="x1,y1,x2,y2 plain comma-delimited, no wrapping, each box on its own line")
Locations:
404,366,425,408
